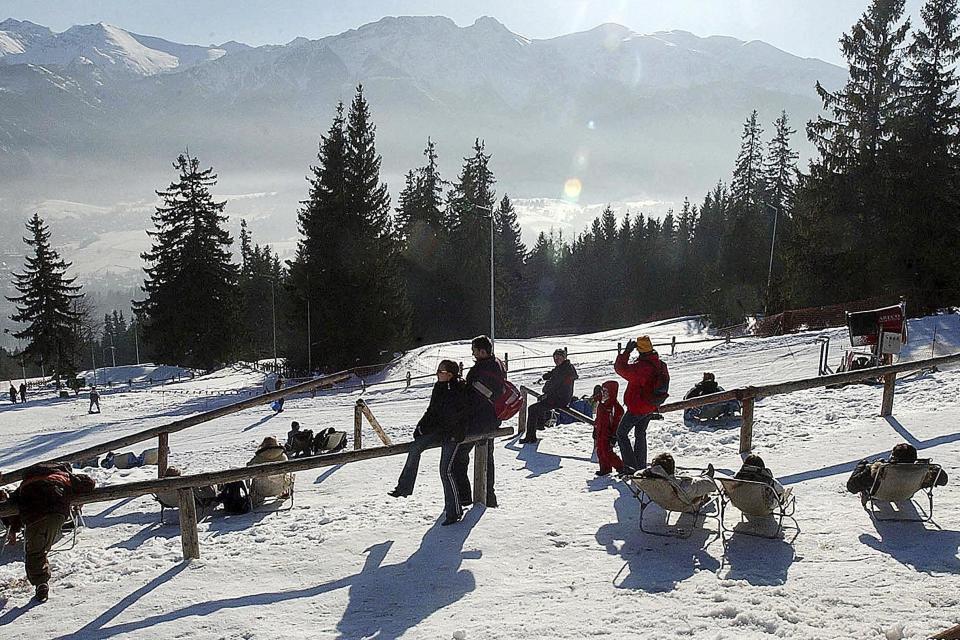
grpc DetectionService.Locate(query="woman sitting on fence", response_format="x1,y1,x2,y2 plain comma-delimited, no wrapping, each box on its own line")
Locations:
389,359,469,501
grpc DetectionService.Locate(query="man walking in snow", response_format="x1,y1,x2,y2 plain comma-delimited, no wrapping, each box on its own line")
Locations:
18,382,26,403
88,386,100,413
1,462,96,602
8,382,17,404
614,336,669,474
520,347,578,443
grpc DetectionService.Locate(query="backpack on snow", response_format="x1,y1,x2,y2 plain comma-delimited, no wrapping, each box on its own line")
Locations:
219,480,252,514
651,359,670,407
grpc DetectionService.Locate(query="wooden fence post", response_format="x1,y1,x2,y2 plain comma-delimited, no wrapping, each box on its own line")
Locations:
671,336,677,356
177,488,200,560
880,353,895,417
504,353,509,374
358,400,393,446
157,432,169,478
473,439,489,506
617,342,622,355
739,397,755,454
406,371,411,389
354,400,363,450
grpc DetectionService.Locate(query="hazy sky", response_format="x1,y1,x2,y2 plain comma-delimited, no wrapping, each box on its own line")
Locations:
0,0,926,66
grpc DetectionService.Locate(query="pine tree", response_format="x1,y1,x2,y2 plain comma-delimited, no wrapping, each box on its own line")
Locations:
524,231,561,333
6,213,84,385
764,111,799,214
134,154,240,370
445,139,497,337
894,0,960,307
238,219,283,362
493,195,530,337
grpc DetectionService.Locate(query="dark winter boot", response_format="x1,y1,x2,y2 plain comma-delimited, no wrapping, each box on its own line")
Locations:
35,583,49,603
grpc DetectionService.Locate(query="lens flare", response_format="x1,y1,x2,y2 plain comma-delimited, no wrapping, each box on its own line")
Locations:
563,178,582,201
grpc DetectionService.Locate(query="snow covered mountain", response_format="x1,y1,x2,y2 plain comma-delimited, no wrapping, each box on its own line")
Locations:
0,19,227,74
0,14,847,295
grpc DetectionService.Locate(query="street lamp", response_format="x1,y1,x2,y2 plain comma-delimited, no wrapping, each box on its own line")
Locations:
762,201,780,316
469,202,496,349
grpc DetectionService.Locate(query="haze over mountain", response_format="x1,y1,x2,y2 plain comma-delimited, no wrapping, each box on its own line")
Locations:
0,14,845,327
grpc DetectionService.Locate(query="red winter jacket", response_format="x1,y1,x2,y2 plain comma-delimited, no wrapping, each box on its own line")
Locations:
593,380,624,438
614,349,663,415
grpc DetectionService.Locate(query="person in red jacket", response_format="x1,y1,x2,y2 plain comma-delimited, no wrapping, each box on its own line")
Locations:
613,335,669,473
593,380,624,476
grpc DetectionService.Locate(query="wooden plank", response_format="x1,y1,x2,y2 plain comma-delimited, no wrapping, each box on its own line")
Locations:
354,401,363,450
931,622,960,639
358,401,393,446
177,488,200,560
740,397,755,454
0,427,515,518
473,439,488,506
517,388,528,436
0,371,351,486
157,432,169,478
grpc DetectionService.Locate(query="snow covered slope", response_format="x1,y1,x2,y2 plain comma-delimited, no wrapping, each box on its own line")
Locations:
0,315,958,638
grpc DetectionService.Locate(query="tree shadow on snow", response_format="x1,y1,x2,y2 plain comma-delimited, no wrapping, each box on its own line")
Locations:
595,481,720,593
860,514,960,574
50,508,482,640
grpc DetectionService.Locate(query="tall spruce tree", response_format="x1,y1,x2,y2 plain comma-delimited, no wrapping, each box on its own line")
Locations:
764,111,799,214
135,154,240,370
493,195,530,337
445,139,497,337
894,0,960,307
238,219,284,362
794,0,910,302
7,213,84,384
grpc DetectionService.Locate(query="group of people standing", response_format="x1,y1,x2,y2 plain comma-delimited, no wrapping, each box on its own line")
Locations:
389,335,504,525
8,381,26,404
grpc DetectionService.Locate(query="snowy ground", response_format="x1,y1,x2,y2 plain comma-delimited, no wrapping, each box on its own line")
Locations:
0,315,959,639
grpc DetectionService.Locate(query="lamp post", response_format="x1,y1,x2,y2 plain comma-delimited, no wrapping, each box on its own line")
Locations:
470,202,496,349
132,318,140,365
762,202,780,316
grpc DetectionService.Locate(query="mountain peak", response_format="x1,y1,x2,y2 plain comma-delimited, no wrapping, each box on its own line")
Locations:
0,18,53,35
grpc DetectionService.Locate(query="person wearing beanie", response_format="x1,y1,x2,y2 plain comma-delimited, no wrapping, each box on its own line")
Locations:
613,335,670,473
520,347,578,443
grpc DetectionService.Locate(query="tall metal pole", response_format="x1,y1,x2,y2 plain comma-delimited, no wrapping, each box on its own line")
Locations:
489,210,495,350
270,279,277,369
763,202,780,316
134,320,140,365
306,295,312,374
90,343,97,386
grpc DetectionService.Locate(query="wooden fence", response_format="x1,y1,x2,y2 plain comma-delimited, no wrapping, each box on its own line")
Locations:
519,352,960,454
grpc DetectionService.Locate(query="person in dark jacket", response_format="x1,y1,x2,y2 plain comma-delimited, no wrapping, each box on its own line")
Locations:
614,336,668,473
88,386,100,413
19,382,26,403
449,335,504,519
390,359,469,499
8,382,17,404
683,372,740,421
520,348,578,443
593,380,624,476
734,454,784,496
846,442,949,494
3,462,96,602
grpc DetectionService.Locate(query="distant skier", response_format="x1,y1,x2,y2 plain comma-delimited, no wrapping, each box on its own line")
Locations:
8,382,17,404
19,382,26,403
88,386,100,414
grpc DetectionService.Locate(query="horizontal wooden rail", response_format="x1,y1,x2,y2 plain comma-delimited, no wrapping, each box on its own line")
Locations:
521,386,595,425
658,351,960,413
0,427,514,518
0,371,351,486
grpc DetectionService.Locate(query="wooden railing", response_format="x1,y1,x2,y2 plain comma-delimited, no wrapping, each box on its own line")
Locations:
519,352,960,454
0,427,513,560
0,371,351,486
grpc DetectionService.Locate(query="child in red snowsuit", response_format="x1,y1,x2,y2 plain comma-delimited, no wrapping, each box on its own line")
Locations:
593,380,624,476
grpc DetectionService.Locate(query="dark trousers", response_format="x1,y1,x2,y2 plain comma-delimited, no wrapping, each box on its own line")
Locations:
616,412,652,472
25,513,66,586
394,431,442,495
440,438,472,519
524,402,553,439
455,439,496,505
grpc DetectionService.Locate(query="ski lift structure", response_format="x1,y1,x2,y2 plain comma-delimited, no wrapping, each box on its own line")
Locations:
836,300,908,377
